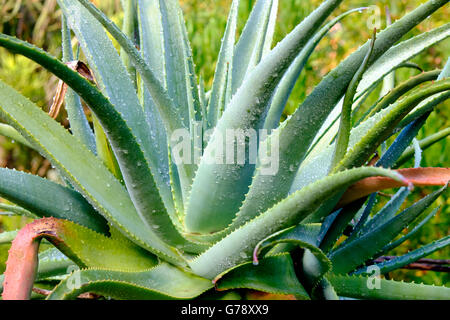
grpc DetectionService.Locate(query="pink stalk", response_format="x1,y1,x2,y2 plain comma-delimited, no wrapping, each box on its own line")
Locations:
2,218,62,300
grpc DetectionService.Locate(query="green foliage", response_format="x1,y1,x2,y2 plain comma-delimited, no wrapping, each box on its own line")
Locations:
0,0,449,300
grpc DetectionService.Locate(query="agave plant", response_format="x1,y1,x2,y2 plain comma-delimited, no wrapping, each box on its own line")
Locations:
0,0,449,300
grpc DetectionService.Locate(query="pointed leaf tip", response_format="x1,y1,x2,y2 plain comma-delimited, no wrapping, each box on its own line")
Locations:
339,167,449,206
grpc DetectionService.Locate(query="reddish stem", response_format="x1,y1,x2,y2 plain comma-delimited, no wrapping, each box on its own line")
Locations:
2,218,63,300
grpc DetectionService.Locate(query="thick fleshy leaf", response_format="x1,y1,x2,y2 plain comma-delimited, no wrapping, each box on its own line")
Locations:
231,0,279,94
59,0,152,148
33,248,74,281
27,219,158,270
68,0,184,134
225,1,449,235
293,83,447,204
186,0,344,233
252,224,332,295
309,276,339,300
214,254,310,299
168,147,184,222
393,58,450,136
377,7,395,99
179,11,203,125
137,0,165,84
0,230,18,244
188,167,405,279
207,0,239,129
339,167,450,206
330,186,447,274
318,23,449,153
399,91,450,130
356,23,450,101
319,198,367,253
355,235,450,275
198,76,207,122
350,62,423,123
331,29,376,171
334,79,450,172
329,274,450,300
396,127,450,167
363,91,431,168
0,168,108,234
376,114,429,169
157,0,194,128
291,93,443,199
129,0,204,195
253,224,324,262
381,207,439,253
344,193,377,241
92,116,123,180
264,7,367,131
71,0,196,203
179,10,204,199
293,86,436,225
364,70,440,123
0,203,36,218
208,227,330,299
119,0,137,82
290,105,391,194
0,123,33,148
0,74,182,263
61,14,96,154
47,263,213,300
2,218,157,299
381,58,450,170
58,0,191,251
356,187,410,237
138,0,179,223
307,20,450,163
241,77,414,229
302,250,333,298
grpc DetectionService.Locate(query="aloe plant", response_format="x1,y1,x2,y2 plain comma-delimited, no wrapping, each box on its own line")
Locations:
0,0,449,300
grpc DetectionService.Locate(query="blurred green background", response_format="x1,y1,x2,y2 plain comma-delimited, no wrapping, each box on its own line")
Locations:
0,0,448,286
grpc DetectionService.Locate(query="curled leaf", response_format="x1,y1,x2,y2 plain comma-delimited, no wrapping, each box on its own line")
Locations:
339,167,450,206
